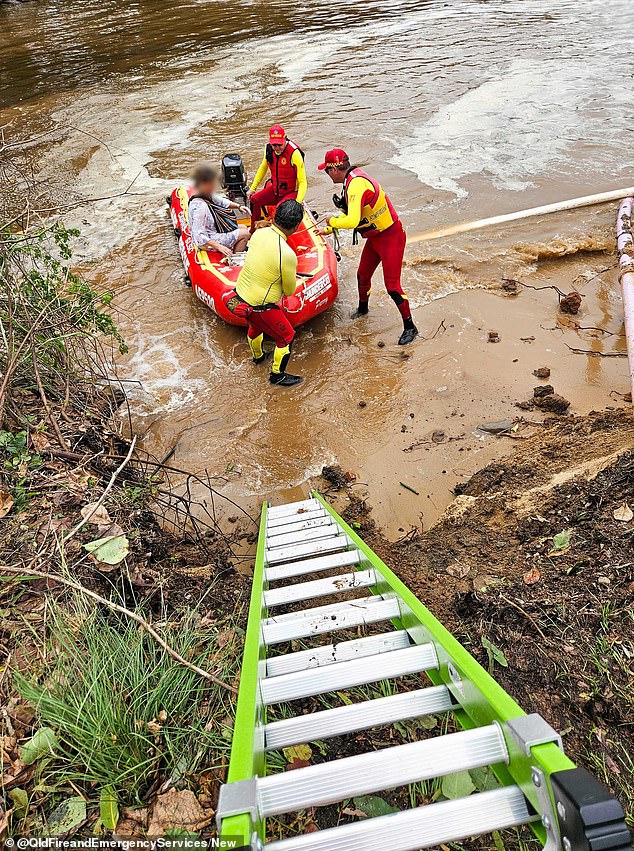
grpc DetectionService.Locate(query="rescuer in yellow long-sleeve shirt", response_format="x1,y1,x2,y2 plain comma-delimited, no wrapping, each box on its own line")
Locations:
318,147,418,346
227,199,305,388
247,124,307,231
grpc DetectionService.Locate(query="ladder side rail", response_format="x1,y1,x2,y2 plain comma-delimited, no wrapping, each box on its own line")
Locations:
313,491,630,851
311,490,572,847
220,496,629,851
219,503,269,847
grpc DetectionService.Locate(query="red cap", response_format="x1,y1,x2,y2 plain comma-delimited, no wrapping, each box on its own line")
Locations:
269,124,286,144
318,148,348,170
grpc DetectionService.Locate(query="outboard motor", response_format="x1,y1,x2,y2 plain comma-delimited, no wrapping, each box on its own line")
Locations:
222,153,248,204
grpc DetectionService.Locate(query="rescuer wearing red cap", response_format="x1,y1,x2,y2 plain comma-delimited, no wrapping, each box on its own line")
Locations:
247,125,308,232
318,149,418,345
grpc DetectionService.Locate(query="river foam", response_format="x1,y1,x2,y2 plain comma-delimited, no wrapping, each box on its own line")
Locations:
391,55,625,198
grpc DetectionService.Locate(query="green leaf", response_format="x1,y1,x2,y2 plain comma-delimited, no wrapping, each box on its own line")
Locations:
100,786,119,831
9,787,29,819
353,795,399,818
20,727,59,765
442,770,476,800
83,534,129,565
492,830,506,851
470,766,499,792
552,529,572,551
283,743,312,763
413,714,438,731
393,715,437,739
481,637,508,671
46,796,86,836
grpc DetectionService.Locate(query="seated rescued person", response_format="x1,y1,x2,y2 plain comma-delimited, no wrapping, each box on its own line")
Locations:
188,163,251,257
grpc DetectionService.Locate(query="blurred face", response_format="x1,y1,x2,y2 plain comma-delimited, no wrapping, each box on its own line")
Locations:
271,140,286,155
199,177,218,195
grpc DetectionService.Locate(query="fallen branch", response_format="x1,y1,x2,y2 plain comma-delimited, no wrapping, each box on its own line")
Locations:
28,170,145,216
499,593,551,644
572,264,617,287
66,436,137,539
0,564,238,693
399,481,420,495
569,322,624,337
42,446,256,523
425,319,447,340
30,335,68,450
564,344,627,357
521,282,567,300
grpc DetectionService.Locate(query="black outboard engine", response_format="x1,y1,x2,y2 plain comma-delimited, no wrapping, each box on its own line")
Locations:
222,153,248,204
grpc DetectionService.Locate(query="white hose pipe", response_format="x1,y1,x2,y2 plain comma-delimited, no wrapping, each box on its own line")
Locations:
410,186,634,244
616,197,634,401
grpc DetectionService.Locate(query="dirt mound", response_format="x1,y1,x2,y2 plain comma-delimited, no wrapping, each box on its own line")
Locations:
345,409,634,817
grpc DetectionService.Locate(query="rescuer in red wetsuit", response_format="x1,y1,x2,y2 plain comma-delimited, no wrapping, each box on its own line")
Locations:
247,125,308,232
318,148,418,345
227,200,305,388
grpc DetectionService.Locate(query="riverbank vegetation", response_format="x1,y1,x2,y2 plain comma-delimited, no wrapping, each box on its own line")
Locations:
2,129,631,846
0,133,252,837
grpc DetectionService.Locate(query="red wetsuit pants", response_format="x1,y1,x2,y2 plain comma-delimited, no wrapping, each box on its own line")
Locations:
245,304,295,347
250,182,298,231
230,298,295,348
357,221,411,321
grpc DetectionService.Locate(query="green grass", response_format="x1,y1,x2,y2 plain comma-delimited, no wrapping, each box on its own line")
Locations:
15,598,240,805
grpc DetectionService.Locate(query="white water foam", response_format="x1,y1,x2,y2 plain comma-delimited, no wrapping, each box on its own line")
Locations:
124,331,208,412
244,451,338,495
391,55,621,198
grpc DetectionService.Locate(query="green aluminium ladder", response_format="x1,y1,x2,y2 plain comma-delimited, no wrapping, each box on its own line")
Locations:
217,494,629,851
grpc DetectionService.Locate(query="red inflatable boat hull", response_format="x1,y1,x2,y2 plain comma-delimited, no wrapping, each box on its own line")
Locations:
168,186,339,327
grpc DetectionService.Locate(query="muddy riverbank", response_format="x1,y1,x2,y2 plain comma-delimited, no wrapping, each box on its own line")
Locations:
324,408,634,824
2,0,633,538
2,0,634,843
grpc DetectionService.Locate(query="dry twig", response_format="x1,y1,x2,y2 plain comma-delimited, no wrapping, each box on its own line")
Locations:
0,564,238,693
66,437,137,539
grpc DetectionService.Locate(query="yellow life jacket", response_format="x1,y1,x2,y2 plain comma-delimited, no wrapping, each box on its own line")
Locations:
343,167,398,234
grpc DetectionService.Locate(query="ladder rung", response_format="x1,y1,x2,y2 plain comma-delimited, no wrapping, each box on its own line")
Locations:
262,596,400,645
265,549,362,582
264,683,452,749
262,642,437,705
256,724,507,816
263,594,385,624
267,499,320,519
267,509,327,529
267,515,335,538
266,505,332,530
266,525,341,549
264,786,534,851
264,570,377,608
265,534,349,565
266,505,332,529
266,629,412,677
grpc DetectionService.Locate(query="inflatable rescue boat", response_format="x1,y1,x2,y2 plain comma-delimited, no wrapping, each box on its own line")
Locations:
168,155,339,328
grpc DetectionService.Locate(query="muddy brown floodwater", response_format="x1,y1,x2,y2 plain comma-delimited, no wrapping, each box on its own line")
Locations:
2,0,632,535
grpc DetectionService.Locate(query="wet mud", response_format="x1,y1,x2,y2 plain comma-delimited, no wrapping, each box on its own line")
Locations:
330,409,634,818
3,1,632,538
